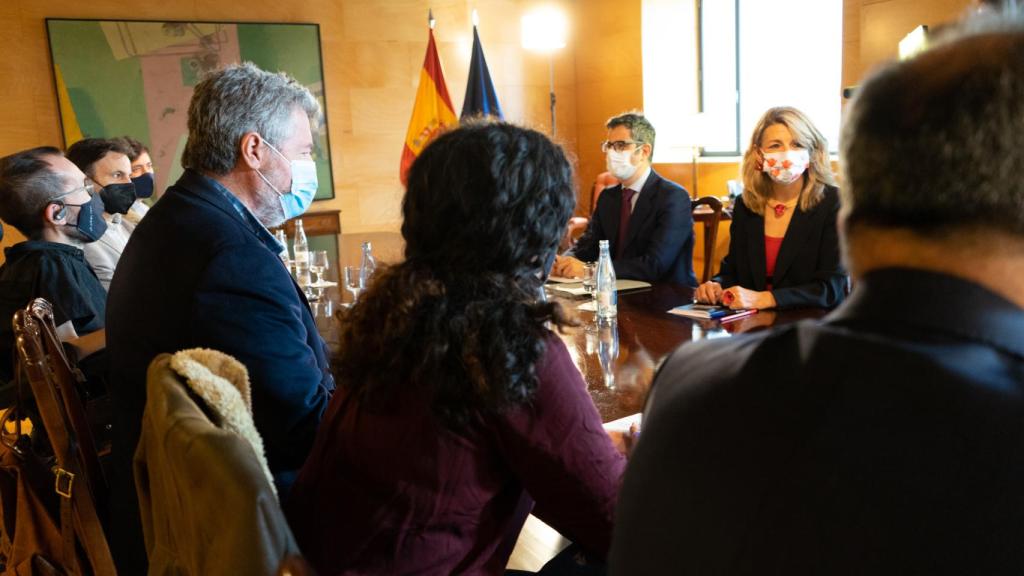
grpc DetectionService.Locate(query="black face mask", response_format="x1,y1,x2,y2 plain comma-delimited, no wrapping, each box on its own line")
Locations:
131,172,155,199
99,182,136,215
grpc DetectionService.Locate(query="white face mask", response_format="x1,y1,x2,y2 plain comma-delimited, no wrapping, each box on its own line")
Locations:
606,149,639,181
761,149,810,185
256,139,319,219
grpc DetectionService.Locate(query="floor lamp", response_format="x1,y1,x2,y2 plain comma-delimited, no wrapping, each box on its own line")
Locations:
691,145,701,198
522,7,568,138
685,113,709,198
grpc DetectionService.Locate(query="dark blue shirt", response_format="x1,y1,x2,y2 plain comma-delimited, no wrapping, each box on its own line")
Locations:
0,241,106,382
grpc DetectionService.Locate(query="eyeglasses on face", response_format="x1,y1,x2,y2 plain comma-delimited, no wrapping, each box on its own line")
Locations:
601,140,642,153
46,182,96,204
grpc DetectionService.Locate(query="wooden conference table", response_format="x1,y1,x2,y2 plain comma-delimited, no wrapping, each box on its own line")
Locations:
312,282,828,423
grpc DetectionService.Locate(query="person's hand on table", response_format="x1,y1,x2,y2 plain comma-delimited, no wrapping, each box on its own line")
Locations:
694,281,723,304
608,423,640,458
722,286,776,310
552,255,586,279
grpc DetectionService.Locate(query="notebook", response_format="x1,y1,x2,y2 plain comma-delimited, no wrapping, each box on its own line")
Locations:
548,279,652,297
668,303,758,322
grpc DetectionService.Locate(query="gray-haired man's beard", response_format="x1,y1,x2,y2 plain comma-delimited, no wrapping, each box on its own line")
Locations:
254,189,286,229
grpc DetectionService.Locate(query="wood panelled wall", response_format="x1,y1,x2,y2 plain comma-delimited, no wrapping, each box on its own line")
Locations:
570,0,973,212
567,0,643,213
844,0,973,94
0,0,576,257
0,0,976,261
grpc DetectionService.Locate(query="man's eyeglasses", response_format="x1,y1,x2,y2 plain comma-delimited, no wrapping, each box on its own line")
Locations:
47,183,96,203
601,140,642,153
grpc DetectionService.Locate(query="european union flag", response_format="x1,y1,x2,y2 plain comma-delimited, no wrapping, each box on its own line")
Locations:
461,26,503,120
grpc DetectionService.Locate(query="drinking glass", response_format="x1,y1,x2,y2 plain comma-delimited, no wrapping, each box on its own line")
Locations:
274,229,292,270
310,250,329,285
343,266,364,303
581,262,598,332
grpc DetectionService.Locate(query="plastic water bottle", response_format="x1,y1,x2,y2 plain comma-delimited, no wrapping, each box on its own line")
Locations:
293,219,311,290
359,241,376,288
595,239,617,320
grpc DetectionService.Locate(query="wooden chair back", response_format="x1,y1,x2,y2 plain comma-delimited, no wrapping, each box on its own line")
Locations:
13,298,115,575
691,196,724,284
590,172,620,214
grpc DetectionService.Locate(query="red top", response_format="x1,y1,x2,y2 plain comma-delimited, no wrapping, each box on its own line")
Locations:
286,334,626,575
765,235,784,290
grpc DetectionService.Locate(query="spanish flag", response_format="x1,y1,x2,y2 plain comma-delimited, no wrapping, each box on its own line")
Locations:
400,25,457,185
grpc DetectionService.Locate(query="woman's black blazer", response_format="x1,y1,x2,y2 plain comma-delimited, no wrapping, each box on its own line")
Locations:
715,185,846,309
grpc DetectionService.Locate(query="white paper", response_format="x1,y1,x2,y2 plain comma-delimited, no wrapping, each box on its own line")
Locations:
546,275,583,284
603,412,642,433
551,278,650,298
577,300,597,312
555,286,591,297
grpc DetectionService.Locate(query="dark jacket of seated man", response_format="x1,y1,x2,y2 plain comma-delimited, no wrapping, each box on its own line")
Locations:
107,169,335,493
106,169,335,572
715,185,846,309
569,169,696,286
610,268,1024,575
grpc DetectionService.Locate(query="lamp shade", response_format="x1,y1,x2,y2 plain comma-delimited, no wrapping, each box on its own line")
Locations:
521,7,568,52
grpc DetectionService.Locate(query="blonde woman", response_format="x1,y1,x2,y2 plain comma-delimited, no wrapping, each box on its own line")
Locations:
695,107,846,309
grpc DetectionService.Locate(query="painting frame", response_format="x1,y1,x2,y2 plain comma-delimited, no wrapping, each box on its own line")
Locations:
45,17,336,201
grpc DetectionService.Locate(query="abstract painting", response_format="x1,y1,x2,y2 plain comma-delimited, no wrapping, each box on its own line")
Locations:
46,19,334,200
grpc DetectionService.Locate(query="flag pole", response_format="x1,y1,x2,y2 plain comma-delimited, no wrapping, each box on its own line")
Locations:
549,55,556,138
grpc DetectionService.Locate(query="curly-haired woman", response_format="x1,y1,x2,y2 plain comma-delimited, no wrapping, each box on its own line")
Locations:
286,122,626,575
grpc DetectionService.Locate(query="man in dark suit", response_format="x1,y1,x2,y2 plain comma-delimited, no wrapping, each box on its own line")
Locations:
553,112,695,285
611,13,1024,575
106,63,334,572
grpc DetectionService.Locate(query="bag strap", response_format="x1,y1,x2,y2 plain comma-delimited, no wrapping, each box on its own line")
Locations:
58,481,77,574
0,359,26,565
15,312,115,576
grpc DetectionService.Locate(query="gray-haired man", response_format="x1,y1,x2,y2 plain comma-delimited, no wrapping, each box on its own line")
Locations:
106,62,332,572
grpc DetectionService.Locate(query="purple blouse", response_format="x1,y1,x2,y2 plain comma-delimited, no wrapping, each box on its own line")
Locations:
286,334,626,575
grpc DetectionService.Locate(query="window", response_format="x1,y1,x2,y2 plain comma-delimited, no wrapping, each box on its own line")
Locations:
642,0,843,161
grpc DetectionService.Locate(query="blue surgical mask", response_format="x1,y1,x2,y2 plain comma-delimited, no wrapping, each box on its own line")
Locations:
256,139,318,220
63,193,108,242
131,171,155,199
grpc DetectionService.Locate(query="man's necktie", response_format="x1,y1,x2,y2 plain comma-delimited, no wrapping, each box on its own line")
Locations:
616,188,636,259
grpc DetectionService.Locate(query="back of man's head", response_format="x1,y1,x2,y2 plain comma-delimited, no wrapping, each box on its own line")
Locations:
841,17,1024,243
182,62,320,176
0,147,64,238
66,138,130,179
